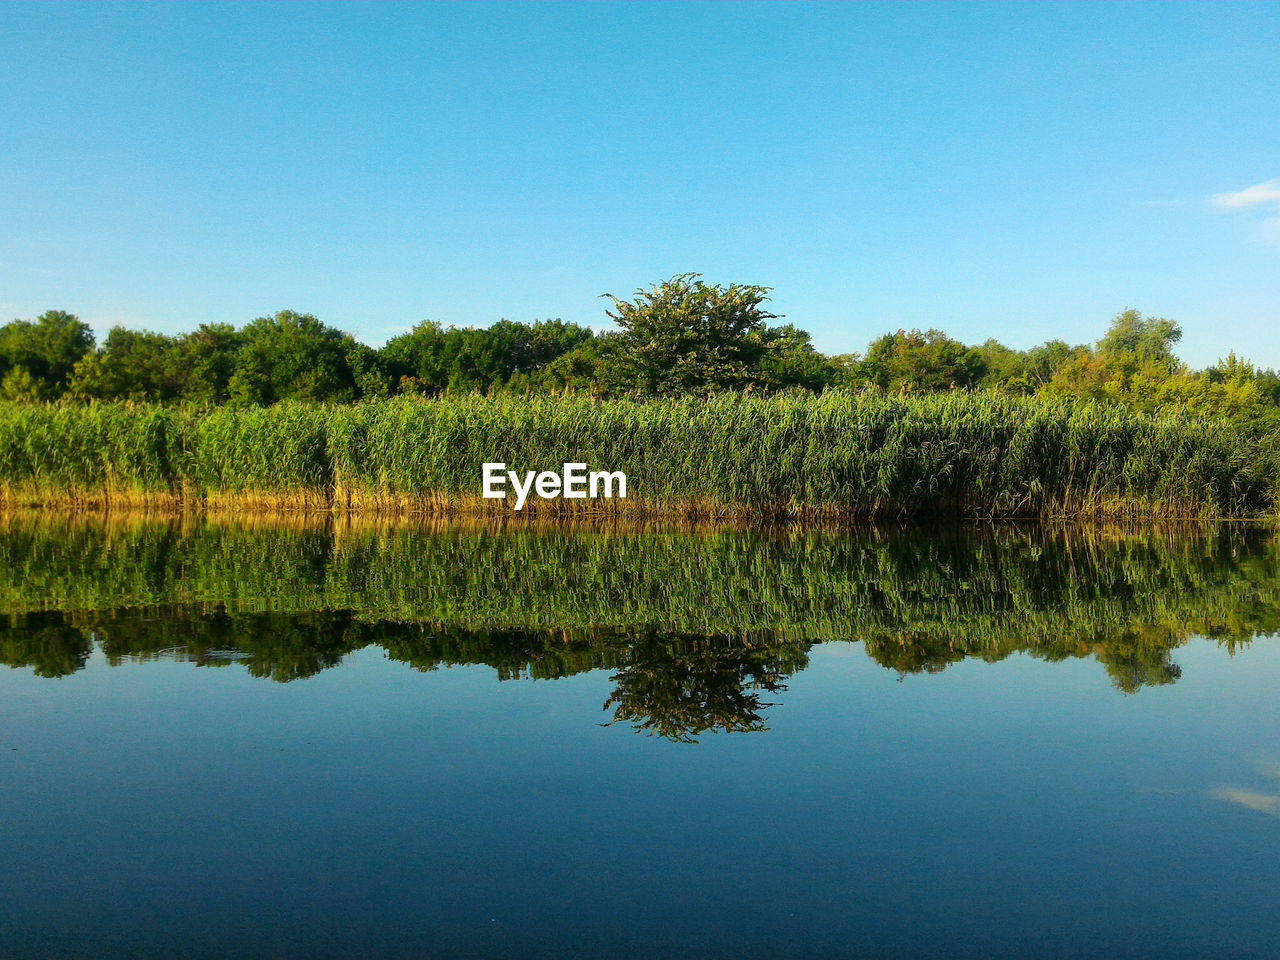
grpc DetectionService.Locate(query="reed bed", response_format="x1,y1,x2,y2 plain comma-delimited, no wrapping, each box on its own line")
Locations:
0,392,1274,519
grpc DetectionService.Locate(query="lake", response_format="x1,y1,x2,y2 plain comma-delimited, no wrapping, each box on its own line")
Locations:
2,517,1278,959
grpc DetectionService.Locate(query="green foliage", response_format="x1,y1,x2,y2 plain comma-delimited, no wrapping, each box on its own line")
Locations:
229,310,360,405
0,519,1274,707
750,324,844,392
0,309,95,396
67,323,257,404
601,274,777,395
346,340,394,400
2,294,1277,441
68,327,185,401
1098,307,1182,366
0,392,1273,518
178,323,246,404
1042,309,1266,417
971,338,1080,394
857,328,986,393
383,318,595,395
530,333,624,396
1,367,46,403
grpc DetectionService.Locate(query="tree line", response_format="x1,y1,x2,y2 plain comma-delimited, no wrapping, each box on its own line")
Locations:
3,274,1278,426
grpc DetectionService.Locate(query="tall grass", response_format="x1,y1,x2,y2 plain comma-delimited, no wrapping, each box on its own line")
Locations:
0,392,1275,518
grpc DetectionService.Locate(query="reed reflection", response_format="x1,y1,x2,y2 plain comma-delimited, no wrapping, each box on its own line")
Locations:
0,515,1275,740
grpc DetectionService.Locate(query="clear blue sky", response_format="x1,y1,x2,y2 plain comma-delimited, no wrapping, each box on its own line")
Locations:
2,2,1277,367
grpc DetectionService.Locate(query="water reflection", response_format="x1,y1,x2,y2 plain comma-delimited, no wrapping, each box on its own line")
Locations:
1,515,1276,740
1211,786,1280,817
601,632,806,742
1211,759,1280,817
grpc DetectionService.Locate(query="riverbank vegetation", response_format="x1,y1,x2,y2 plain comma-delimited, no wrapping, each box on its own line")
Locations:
0,390,1273,518
3,276,1276,518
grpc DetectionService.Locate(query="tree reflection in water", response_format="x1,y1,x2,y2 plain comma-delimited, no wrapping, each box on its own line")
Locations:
602,632,807,742
1,516,1275,741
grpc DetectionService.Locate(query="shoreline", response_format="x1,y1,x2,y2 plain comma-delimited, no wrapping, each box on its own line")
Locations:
1,498,1275,531
2,487,1276,523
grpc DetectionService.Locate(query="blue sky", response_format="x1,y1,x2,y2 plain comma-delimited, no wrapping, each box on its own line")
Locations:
1,2,1277,367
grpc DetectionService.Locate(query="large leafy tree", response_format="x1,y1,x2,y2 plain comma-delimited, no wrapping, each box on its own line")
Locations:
1045,309,1179,402
228,310,360,405
0,309,95,398
601,274,777,396
858,328,986,392
1097,308,1182,367
176,323,247,404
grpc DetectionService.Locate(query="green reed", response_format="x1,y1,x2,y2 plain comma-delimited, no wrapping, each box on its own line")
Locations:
0,392,1275,517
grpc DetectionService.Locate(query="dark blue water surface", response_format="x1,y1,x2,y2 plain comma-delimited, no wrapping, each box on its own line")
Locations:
1,519,1278,959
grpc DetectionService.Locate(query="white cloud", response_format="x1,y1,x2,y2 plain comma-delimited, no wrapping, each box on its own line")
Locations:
1209,179,1280,248
1211,785,1280,817
1210,178,1280,209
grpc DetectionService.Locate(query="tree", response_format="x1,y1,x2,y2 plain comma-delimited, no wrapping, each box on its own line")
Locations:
0,309,95,396
382,320,450,392
1023,339,1080,388
0,366,45,402
858,328,985,392
1098,308,1182,366
973,338,1029,392
68,327,184,401
381,318,594,395
603,631,808,742
532,333,623,396
228,311,359,405
750,323,842,392
601,274,777,396
1045,309,1188,407
177,323,245,404
973,338,1081,394
346,340,393,399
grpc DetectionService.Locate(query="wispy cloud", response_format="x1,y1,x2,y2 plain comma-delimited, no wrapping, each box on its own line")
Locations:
1210,179,1280,209
1210,758,1280,816
1211,786,1280,817
1209,178,1280,247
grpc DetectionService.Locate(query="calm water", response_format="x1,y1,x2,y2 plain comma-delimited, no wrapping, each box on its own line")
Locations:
2,518,1279,959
